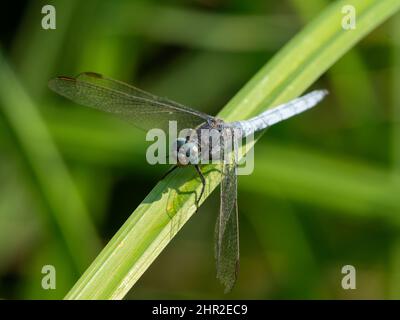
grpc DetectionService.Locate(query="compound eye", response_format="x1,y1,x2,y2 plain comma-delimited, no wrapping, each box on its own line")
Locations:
174,138,186,151
188,144,199,161
188,144,199,164
178,143,199,165
172,138,186,162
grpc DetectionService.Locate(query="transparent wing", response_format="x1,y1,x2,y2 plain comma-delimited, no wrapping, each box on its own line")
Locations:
48,72,211,132
215,134,239,293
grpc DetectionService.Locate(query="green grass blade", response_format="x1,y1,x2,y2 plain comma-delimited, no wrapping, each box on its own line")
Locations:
0,50,101,274
388,13,400,299
110,3,295,51
13,0,79,97
65,0,400,299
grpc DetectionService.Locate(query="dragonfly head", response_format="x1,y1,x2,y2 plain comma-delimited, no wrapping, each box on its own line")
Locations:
173,138,199,166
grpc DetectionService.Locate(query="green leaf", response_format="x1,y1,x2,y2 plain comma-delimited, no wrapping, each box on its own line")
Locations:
0,50,101,274
65,0,400,299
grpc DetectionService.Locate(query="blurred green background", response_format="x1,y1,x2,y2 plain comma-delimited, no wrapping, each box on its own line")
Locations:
0,0,399,299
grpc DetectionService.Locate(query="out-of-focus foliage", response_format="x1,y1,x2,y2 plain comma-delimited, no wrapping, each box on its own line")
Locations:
0,0,399,299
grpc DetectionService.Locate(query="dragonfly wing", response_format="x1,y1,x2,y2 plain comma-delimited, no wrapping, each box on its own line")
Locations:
215,160,239,293
48,72,211,132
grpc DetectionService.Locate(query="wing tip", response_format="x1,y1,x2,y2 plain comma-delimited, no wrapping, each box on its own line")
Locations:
216,260,239,294
218,275,236,294
48,76,75,93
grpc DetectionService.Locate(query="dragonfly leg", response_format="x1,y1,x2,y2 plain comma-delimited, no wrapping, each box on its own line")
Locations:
160,165,178,181
194,165,206,208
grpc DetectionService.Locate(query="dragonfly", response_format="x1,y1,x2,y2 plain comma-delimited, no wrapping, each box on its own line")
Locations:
48,72,328,293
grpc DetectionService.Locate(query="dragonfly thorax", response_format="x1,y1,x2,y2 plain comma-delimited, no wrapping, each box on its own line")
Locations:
172,122,239,166
173,137,200,166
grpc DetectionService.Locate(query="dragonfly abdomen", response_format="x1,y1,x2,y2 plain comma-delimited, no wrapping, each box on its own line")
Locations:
230,90,328,137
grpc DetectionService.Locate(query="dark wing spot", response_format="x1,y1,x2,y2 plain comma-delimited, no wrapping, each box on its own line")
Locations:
56,76,75,81
81,72,103,78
